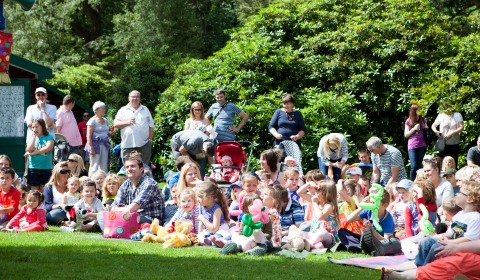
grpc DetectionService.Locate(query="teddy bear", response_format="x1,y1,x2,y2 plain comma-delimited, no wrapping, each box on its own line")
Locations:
281,225,311,251
142,219,194,248
162,220,193,248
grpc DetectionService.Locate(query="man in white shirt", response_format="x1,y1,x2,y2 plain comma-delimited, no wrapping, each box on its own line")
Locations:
114,90,154,165
24,87,57,143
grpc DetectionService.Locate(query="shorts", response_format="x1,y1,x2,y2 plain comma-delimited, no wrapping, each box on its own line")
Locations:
27,168,52,187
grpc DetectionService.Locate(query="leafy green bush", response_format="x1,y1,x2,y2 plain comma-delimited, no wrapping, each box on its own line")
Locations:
153,0,480,177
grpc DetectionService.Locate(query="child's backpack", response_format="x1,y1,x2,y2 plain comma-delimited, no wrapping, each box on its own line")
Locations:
54,139,70,164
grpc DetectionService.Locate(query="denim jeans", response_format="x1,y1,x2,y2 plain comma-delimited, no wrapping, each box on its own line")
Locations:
415,237,443,267
408,146,426,180
46,208,67,225
318,157,341,182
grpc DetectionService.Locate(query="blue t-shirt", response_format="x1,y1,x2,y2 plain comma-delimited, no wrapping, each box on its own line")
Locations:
359,209,395,236
86,117,109,140
206,102,243,142
28,134,54,170
280,198,305,231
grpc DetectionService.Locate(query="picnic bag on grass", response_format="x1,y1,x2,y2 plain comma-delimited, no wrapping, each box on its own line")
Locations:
103,211,140,239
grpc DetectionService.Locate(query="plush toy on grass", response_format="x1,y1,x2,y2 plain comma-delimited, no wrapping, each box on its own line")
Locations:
282,225,311,251
359,183,384,232
142,220,195,248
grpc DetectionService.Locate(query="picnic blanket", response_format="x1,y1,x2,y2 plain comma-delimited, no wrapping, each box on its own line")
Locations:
328,255,416,272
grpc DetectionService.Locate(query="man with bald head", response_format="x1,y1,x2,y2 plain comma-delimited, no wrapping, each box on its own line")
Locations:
114,90,154,165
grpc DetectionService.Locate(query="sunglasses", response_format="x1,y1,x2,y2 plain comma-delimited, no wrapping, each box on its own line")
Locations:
36,93,46,96
194,108,202,111
83,115,89,118
68,159,77,163
59,169,71,175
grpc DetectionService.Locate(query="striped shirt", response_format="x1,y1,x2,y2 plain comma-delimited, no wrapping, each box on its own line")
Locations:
206,102,243,142
280,197,305,231
371,145,407,185
113,174,165,220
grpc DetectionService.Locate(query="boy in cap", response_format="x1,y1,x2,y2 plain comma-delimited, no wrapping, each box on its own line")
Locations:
346,167,362,181
391,179,419,238
442,168,458,195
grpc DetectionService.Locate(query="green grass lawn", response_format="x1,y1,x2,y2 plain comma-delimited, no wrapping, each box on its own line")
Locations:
0,228,381,279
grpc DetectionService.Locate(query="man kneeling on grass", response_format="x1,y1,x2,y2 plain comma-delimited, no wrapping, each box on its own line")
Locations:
338,190,399,256
111,157,165,224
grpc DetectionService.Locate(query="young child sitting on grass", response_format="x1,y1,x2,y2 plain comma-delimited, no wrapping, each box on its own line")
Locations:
61,176,81,227
92,170,106,200
102,174,123,210
3,190,48,232
60,181,104,232
220,193,272,255
284,168,301,202
0,167,21,228
337,179,364,235
168,188,199,234
338,190,395,255
390,179,419,239
163,184,178,226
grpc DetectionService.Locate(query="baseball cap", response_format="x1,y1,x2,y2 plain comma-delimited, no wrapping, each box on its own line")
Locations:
442,168,457,177
230,182,242,189
346,167,362,176
117,170,126,176
396,179,413,192
35,87,47,94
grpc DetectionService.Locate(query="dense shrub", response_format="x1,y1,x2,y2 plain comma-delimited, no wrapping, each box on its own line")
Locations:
153,0,480,177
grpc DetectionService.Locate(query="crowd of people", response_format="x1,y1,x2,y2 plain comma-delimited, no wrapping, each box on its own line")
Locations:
1,87,480,279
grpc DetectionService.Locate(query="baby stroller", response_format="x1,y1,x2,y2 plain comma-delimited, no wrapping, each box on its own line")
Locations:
210,141,252,198
54,133,70,164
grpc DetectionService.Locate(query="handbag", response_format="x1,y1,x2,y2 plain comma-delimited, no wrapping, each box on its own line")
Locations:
422,128,436,146
102,211,140,239
434,137,446,152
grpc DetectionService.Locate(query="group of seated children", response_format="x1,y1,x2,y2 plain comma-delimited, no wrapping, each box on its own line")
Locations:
0,164,125,233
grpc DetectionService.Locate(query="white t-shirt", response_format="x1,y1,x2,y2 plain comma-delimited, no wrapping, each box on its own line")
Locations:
74,197,104,213
447,211,480,240
434,112,463,145
114,104,154,148
436,178,454,209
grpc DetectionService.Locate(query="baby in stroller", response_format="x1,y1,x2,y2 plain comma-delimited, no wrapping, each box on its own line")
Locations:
210,155,240,183
208,155,240,183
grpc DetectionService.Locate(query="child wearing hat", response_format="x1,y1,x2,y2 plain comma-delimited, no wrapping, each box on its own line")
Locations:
442,168,458,195
346,167,362,181
392,179,420,238
209,155,240,183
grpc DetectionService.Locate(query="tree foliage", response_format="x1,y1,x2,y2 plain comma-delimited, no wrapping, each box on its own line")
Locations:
153,0,480,174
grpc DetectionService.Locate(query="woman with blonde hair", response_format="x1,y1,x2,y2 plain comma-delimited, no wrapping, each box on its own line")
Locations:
176,162,202,195
67,153,88,177
44,161,71,225
317,133,348,182
184,101,208,133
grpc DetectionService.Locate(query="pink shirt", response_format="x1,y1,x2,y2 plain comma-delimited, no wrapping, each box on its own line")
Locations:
405,119,426,150
56,107,82,146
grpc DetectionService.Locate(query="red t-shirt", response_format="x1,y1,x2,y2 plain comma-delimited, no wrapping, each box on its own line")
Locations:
0,186,20,221
78,121,87,146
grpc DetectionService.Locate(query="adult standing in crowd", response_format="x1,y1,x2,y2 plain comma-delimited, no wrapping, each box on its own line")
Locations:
114,90,154,164
205,89,248,143
78,111,89,165
184,101,208,133
467,135,480,166
317,133,348,182
404,104,427,180
366,136,407,186
24,87,56,143
56,95,83,155
44,161,70,225
170,130,214,178
87,101,112,177
111,157,165,223
269,94,306,174
431,107,464,165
